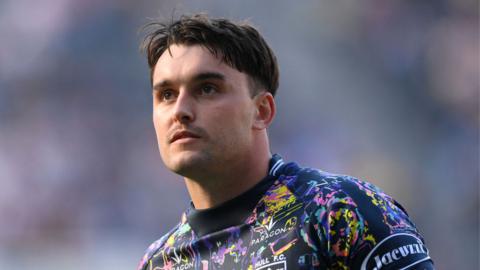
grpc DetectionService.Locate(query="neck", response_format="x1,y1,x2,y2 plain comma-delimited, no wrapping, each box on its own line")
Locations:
184,135,271,210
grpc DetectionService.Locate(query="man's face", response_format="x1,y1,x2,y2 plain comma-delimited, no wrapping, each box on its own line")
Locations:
152,44,257,178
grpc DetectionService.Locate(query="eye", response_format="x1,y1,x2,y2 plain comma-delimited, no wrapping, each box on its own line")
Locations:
199,84,217,96
160,89,176,101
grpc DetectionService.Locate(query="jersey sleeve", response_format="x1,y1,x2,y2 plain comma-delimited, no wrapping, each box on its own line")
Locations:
309,176,434,269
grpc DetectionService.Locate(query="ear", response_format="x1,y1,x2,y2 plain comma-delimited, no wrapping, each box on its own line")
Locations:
252,92,276,130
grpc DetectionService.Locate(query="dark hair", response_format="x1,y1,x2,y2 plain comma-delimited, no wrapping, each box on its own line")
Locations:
141,14,279,96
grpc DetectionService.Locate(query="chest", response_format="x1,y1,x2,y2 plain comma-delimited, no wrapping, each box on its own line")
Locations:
150,211,327,269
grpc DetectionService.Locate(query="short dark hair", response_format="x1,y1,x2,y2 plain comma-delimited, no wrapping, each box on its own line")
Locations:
141,14,279,96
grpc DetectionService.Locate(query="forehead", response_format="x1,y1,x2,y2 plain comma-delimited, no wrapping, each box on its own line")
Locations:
153,44,247,86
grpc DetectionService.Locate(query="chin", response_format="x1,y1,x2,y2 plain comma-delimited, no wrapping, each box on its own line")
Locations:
165,151,212,176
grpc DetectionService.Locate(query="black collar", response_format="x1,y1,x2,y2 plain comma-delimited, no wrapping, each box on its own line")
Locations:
186,154,285,237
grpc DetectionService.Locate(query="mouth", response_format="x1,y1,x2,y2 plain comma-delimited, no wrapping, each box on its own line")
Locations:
169,130,201,144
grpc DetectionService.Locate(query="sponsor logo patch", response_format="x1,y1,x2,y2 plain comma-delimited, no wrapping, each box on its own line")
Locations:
360,233,431,270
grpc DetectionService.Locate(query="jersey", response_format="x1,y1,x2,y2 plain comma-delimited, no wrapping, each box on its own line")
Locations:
137,154,434,269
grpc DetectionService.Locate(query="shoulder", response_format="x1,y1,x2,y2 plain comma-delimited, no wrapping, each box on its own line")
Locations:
283,165,413,231
136,235,168,270
279,162,433,269
136,219,188,270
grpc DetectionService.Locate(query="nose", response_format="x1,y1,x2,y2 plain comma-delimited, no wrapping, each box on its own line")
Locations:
172,90,195,124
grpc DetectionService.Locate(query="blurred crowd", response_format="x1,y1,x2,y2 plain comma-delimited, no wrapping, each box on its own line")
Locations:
0,0,478,269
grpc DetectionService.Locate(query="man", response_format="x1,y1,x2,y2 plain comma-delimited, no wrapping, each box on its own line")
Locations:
137,14,434,270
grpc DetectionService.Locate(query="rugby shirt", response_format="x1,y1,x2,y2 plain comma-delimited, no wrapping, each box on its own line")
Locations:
137,154,434,269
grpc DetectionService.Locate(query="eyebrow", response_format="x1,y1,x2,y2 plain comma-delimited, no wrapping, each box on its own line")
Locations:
153,72,226,91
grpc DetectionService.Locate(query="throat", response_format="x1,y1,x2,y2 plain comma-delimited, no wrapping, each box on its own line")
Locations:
184,154,271,209
184,173,258,210
185,172,276,237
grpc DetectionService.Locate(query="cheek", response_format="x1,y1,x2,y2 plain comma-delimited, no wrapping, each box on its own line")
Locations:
210,103,253,137
153,111,168,144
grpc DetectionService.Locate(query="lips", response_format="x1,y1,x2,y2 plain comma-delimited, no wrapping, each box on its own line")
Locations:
169,130,201,143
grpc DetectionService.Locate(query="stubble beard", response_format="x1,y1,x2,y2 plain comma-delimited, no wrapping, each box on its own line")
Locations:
162,133,244,183
166,148,215,180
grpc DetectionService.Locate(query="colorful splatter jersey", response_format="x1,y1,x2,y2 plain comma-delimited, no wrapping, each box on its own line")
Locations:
138,155,434,269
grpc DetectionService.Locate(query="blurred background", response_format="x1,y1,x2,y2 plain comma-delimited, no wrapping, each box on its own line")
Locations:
0,0,478,269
